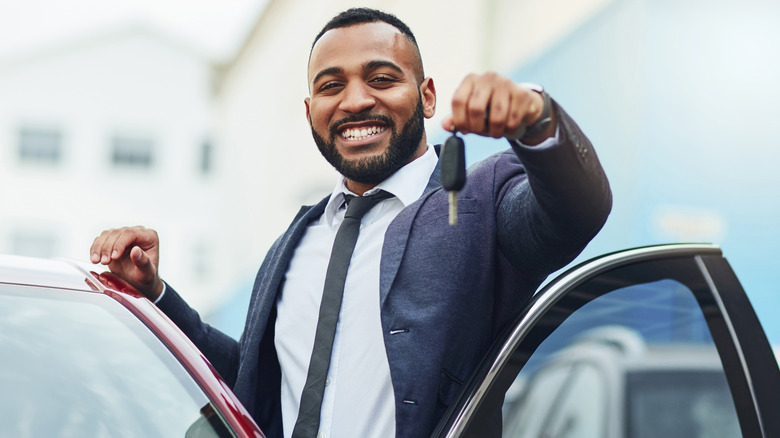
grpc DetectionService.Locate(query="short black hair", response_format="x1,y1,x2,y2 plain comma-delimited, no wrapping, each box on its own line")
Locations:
312,8,419,50
310,8,424,82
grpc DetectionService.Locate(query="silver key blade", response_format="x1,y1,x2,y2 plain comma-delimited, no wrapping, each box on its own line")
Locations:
449,191,458,226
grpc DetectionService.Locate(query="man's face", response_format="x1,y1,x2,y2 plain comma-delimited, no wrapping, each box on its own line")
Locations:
305,22,436,188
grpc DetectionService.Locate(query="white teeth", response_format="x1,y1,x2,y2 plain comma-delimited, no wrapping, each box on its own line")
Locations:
341,126,386,140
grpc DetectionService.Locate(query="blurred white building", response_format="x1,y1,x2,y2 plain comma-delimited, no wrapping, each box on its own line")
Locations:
0,24,236,311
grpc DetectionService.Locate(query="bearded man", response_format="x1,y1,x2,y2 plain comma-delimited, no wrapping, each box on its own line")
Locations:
90,7,611,438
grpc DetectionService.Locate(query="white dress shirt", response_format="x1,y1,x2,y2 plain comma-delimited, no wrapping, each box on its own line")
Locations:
275,145,439,438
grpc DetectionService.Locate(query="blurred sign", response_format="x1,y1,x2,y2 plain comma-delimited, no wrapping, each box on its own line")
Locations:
652,206,727,243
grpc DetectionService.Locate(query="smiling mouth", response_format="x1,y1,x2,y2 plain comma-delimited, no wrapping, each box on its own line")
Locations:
339,125,388,141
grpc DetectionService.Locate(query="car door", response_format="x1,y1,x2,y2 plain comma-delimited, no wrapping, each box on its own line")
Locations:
432,244,780,438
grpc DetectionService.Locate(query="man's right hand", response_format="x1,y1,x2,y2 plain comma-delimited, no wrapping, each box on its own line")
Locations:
90,226,163,301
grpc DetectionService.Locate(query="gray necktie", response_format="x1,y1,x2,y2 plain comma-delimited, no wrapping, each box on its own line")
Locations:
292,190,393,438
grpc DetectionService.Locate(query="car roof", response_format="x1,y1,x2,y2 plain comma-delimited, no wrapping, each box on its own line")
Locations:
0,253,104,292
550,326,727,373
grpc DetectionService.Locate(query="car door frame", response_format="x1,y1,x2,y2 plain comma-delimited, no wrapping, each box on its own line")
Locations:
432,243,780,438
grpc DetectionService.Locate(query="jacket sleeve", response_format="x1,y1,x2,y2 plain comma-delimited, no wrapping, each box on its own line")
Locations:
156,283,240,386
495,99,613,274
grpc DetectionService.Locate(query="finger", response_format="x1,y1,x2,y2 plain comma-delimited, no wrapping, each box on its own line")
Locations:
450,75,476,133
103,228,132,264
110,227,153,263
465,75,495,134
90,230,110,263
506,89,525,137
504,87,544,139
92,229,118,265
486,83,512,138
520,88,544,126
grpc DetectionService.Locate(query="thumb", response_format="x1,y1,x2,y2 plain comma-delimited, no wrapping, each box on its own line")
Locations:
129,245,163,300
441,116,455,132
130,246,153,272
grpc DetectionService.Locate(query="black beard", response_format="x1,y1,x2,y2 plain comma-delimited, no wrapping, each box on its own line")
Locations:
311,96,424,185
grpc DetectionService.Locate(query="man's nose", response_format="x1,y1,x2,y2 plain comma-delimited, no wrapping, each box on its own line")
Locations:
338,82,376,114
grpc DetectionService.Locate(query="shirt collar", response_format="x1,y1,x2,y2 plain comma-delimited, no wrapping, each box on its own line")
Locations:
323,144,438,224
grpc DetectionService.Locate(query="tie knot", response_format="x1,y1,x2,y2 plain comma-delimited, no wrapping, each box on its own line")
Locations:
344,190,393,220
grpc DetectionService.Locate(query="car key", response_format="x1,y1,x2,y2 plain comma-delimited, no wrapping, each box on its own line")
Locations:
441,131,466,226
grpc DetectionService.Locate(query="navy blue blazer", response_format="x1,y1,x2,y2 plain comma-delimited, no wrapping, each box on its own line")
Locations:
158,102,612,438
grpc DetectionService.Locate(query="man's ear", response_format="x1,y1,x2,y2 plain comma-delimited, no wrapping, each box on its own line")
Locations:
420,77,436,119
304,97,312,126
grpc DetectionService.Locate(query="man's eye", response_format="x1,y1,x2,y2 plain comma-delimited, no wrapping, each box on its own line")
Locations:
371,76,394,84
319,82,342,92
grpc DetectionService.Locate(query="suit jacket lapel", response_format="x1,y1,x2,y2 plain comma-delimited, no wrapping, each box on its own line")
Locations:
379,149,443,308
246,197,329,339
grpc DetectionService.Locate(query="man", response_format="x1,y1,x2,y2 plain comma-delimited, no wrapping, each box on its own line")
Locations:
90,8,611,438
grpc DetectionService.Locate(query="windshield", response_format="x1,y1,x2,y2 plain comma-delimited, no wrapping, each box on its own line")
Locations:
0,284,230,437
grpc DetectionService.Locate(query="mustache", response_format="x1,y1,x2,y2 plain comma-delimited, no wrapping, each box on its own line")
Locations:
330,114,395,137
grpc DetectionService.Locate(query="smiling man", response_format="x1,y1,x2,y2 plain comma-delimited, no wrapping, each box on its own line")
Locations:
306,19,434,195
90,8,612,438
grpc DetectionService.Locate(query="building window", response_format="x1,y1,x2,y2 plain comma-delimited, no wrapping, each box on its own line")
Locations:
200,139,213,174
18,128,62,164
191,241,210,281
111,135,154,168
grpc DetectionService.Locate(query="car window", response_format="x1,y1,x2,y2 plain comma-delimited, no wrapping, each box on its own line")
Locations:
0,284,232,438
432,247,780,438
500,279,739,438
502,363,574,436
542,363,606,438
628,369,740,438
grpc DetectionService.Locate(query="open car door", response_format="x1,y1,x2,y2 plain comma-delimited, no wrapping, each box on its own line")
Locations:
433,244,780,438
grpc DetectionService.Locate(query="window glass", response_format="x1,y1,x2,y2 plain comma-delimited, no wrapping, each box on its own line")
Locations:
501,279,740,437
628,370,740,438
502,364,573,436
200,139,213,174
18,128,62,164
111,135,154,168
191,241,211,281
543,364,606,438
0,284,231,437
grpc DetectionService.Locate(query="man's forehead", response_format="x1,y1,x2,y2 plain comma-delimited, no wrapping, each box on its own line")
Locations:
308,22,412,78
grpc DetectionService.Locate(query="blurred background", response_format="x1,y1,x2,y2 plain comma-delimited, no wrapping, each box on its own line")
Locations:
1,0,778,342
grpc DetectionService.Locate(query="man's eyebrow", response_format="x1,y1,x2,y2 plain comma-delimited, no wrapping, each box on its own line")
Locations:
312,67,344,86
364,60,403,74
